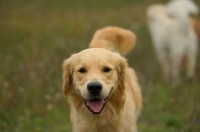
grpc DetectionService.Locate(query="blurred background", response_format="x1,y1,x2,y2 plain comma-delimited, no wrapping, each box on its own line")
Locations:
0,0,200,131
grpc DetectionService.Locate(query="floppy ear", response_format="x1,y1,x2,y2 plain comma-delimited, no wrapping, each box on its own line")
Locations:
62,58,74,96
116,55,127,90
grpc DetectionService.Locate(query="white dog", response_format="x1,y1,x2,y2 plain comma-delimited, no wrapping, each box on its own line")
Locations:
147,0,199,86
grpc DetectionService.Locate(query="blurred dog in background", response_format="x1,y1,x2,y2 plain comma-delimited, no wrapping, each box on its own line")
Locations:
147,0,199,86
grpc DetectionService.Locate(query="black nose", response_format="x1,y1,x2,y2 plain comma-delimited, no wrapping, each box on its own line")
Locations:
87,82,102,95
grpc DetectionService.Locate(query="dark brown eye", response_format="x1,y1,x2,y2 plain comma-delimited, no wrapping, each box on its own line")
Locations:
78,68,87,73
103,67,111,73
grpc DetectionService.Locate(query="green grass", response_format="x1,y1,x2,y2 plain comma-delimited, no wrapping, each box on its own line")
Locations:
0,0,200,131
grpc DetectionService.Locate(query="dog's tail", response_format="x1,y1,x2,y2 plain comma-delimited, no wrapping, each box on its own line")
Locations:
167,0,199,34
191,18,200,38
89,26,136,55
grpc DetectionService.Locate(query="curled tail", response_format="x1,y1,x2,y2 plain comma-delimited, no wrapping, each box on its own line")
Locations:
89,26,136,55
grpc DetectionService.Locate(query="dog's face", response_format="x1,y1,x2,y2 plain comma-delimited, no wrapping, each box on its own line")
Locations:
63,48,126,114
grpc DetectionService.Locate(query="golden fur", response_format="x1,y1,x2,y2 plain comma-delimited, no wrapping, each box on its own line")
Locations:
63,49,142,132
191,18,200,48
89,26,136,55
62,26,142,132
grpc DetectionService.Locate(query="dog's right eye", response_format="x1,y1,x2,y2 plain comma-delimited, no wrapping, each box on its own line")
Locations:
103,67,112,73
78,68,87,73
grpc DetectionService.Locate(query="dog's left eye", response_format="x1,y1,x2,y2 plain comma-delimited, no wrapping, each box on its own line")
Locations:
103,67,112,73
78,68,87,73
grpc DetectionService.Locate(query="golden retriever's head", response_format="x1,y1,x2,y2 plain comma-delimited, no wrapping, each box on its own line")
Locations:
62,48,127,114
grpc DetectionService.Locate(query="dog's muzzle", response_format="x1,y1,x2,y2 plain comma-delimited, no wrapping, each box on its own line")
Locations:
82,82,112,114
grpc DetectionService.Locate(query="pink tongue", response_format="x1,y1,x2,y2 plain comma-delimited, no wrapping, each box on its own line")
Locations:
86,99,104,113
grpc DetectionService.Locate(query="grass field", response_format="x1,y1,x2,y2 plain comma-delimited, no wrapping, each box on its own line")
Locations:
0,0,200,131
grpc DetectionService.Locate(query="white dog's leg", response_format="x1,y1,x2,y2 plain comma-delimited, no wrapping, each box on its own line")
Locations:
186,52,197,81
156,49,170,82
186,37,198,82
171,55,182,87
170,40,185,87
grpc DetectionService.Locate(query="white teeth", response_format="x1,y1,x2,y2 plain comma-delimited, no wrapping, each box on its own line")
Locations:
104,97,108,103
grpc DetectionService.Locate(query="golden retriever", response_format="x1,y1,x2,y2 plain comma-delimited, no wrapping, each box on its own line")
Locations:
89,26,136,55
62,27,142,132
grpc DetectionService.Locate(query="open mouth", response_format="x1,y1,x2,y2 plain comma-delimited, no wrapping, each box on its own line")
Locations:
83,96,109,114
83,88,113,114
